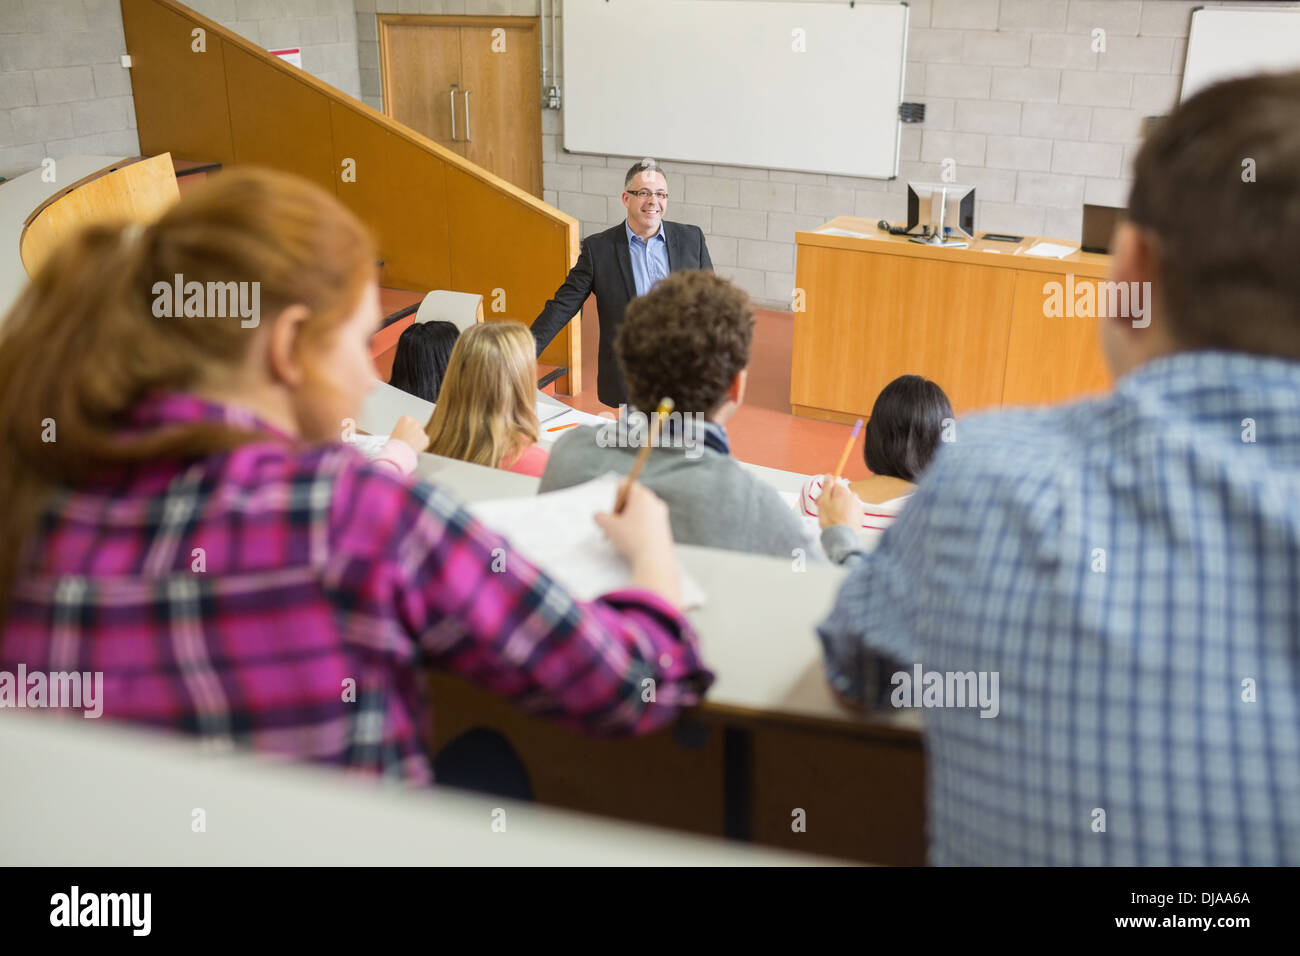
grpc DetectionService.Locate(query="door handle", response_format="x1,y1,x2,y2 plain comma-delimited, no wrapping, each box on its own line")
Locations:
449,87,458,141
464,90,472,143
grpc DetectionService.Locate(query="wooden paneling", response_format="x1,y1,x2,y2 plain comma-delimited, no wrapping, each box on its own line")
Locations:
121,0,582,396
459,23,543,197
793,244,1017,418
749,726,926,866
329,101,452,293
223,43,335,193
445,163,580,392
430,674,726,836
1001,271,1113,407
20,155,179,275
120,0,235,164
792,215,1116,423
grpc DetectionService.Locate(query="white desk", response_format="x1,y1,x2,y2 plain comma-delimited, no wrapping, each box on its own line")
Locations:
0,155,126,320
0,714,832,865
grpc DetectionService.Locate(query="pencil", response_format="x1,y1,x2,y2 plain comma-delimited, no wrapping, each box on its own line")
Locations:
831,419,864,483
614,397,674,514
546,422,580,432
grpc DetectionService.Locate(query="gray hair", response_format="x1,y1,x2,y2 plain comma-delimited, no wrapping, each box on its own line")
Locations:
624,158,667,189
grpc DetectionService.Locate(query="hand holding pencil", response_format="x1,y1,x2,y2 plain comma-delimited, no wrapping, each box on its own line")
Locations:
614,397,675,514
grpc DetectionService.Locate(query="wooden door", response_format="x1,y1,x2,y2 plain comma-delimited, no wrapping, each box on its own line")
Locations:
380,19,465,157
379,16,543,197
458,22,543,197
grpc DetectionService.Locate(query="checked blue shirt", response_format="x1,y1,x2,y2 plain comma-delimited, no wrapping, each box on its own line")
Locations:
818,350,1300,865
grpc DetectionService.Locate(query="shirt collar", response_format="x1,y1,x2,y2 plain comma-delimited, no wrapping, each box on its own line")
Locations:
626,220,666,247
624,408,730,457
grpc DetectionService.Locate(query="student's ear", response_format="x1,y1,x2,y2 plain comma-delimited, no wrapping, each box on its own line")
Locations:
265,304,313,387
729,368,748,406
1099,222,1172,377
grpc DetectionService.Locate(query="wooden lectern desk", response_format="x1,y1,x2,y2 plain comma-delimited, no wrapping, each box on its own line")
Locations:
792,216,1116,424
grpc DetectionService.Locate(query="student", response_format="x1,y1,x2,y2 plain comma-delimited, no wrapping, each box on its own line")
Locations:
424,321,550,477
389,319,460,403
540,270,813,559
815,72,1300,865
0,167,712,785
799,374,952,555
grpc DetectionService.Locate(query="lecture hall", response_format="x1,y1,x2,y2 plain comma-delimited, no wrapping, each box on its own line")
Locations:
1,0,1297,895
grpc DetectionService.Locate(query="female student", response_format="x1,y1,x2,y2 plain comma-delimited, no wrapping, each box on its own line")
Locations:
389,320,460,403
0,167,711,784
424,322,550,477
800,374,953,549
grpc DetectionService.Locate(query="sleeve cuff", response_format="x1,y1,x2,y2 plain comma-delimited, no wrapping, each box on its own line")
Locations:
820,523,864,565
374,438,419,476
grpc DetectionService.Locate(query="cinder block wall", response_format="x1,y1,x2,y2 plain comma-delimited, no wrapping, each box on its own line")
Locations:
358,0,1267,308
0,0,361,181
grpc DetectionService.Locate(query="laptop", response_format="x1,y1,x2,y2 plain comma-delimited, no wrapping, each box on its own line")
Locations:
1081,204,1124,254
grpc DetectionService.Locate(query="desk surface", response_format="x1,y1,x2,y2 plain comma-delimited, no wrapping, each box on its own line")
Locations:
411,451,914,739
0,714,832,865
799,215,1112,279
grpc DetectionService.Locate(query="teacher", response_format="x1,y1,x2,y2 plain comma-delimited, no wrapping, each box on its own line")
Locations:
531,158,714,408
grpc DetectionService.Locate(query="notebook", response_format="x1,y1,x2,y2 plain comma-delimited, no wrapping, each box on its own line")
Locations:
467,474,707,609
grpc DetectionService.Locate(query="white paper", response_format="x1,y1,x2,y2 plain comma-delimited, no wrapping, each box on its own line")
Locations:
1022,241,1077,259
467,474,707,609
537,406,617,444
815,226,876,239
344,434,390,459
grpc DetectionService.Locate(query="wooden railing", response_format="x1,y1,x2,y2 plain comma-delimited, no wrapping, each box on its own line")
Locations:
20,154,179,276
119,0,580,394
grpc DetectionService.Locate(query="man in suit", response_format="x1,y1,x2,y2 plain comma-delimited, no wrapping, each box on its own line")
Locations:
531,158,713,408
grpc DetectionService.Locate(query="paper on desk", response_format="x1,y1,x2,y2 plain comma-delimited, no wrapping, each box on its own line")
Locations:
815,226,876,239
466,473,707,609
537,406,617,444
535,391,572,425
1022,241,1077,259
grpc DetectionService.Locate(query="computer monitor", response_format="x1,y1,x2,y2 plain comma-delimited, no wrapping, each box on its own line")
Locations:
906,182,976,247
1081,204,1123,254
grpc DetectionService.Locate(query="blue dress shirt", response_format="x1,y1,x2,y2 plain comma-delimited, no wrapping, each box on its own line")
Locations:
625,221,669,298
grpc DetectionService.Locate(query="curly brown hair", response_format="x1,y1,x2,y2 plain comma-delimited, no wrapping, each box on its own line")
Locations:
615,270,754,415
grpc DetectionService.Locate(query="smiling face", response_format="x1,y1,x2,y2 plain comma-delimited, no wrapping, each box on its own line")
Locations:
622,169,669,235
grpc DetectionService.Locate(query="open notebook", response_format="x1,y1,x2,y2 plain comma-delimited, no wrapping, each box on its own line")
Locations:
467,474,707,609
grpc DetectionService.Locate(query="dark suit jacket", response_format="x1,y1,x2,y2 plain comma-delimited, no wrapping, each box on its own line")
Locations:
531,220,713,407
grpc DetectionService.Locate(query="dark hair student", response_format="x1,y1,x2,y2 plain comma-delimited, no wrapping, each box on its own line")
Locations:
388,320,460,403
862,374,953,482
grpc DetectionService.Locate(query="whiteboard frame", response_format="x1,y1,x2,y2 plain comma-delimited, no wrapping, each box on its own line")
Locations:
560,0,908,180
1181,6,1300,101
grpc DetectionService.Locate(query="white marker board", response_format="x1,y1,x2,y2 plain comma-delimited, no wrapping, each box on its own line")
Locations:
1181,7,1300,100
561,0,908,179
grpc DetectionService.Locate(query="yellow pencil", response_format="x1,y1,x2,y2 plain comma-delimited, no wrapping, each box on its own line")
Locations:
615,397,675,514
832,419,864,483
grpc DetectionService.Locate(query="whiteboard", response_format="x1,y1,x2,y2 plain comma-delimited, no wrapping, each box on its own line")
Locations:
1181,7,1300,100
561,0,907,179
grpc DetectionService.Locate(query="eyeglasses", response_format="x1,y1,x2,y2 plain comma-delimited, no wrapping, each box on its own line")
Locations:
626,189,669,201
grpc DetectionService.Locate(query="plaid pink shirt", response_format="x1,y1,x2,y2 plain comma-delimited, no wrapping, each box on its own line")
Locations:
2,393,713,782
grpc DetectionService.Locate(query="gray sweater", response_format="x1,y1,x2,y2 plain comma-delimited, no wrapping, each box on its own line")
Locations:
538,423,820,560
